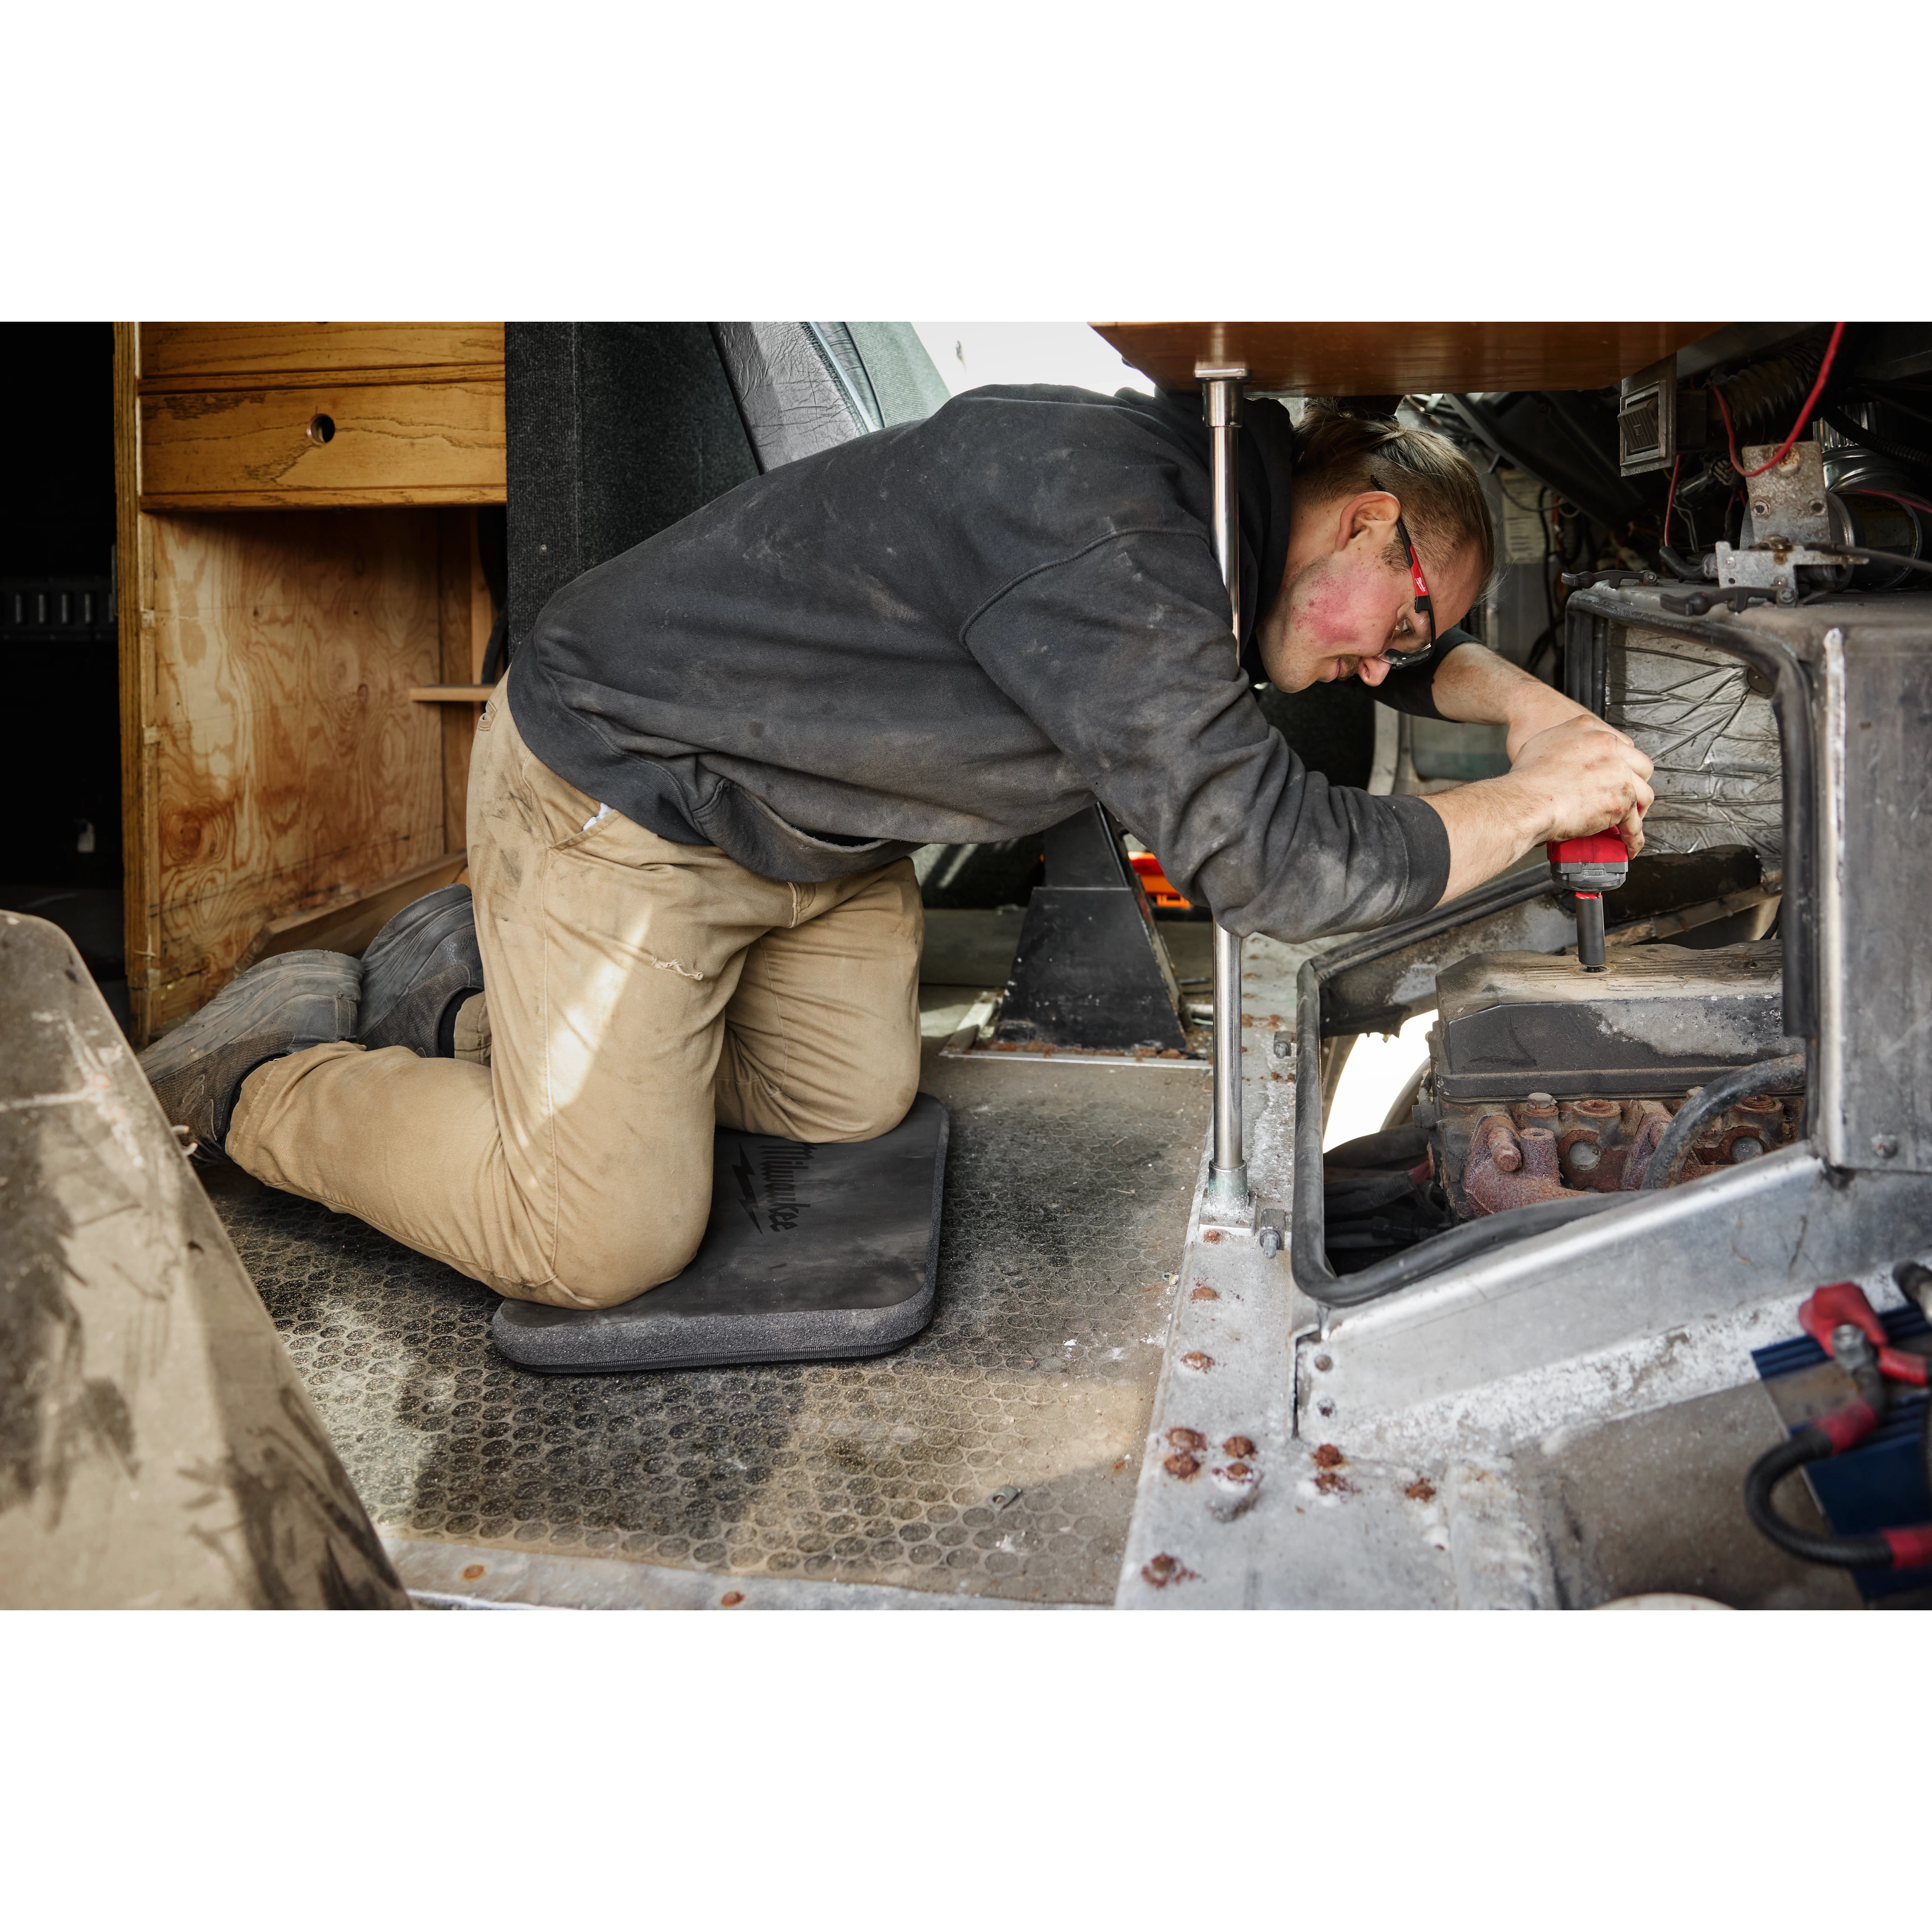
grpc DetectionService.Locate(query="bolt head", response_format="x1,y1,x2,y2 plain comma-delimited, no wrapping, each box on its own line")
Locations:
1567,1141,1602,1171
1729,1136,1765,1163
1873,1134,1900,1159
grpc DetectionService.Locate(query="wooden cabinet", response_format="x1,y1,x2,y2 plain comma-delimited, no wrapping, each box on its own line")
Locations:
115,323,502,1042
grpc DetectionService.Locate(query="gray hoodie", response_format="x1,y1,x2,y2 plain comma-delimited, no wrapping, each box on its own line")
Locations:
508,384,1453,942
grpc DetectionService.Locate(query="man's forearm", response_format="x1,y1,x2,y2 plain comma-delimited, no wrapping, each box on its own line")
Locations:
1421,774,1547,904
1430,642,1588,758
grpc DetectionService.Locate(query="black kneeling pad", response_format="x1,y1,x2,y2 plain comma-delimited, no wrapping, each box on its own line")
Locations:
491,1094,949,1373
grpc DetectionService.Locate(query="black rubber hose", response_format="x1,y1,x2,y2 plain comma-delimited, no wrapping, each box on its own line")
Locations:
1639,1053,1807,1190
1744,1427,1895,1567
1657,545,1707,582
1307,1191,1628,1306
1824,405,1932,472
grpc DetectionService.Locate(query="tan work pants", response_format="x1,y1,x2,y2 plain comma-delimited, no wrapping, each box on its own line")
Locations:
228,688,923,1308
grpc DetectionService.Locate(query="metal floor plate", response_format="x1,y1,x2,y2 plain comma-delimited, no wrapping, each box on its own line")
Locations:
203,1049,1206,1605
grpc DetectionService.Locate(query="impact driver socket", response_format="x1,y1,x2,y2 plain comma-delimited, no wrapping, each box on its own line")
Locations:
1548,829,1629,972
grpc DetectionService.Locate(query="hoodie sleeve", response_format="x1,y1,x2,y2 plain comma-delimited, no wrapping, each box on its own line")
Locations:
962,529,1451,942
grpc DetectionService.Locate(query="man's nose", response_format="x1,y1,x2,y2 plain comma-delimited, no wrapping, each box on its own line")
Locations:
1356,654,1393,687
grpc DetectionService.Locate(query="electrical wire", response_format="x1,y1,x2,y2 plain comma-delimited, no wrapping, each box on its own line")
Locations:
1816,544,1932,579
1852,485,1932,519
1712,322,1847,478
1662,452,1682,550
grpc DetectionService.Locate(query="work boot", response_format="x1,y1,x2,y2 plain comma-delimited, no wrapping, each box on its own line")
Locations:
140,949,361,1156
357,882,485,1058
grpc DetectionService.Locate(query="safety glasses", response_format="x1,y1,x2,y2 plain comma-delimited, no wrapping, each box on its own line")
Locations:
1369,473,1436,668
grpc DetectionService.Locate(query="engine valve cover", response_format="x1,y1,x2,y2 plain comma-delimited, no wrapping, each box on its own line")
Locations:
1431,941,1786,1103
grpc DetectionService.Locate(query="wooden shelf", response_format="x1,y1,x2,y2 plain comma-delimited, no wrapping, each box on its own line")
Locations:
117,322,505,1042
1090,321,1723,396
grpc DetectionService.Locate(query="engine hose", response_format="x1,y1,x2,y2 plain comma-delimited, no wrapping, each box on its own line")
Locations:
1744,1426,1897,1568
1825,405,1932,473
1639,1053,1807,1189
1709,329,1832,440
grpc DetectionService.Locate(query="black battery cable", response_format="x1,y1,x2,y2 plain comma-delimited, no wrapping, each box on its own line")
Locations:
1743,1272,1932,1572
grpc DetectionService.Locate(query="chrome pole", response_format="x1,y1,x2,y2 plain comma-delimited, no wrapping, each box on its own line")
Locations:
1197,361,1249,1211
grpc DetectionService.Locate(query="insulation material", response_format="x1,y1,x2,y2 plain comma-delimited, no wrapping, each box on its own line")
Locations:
1606,629,1782,871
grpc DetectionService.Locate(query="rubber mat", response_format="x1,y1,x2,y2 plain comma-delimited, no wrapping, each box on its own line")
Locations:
204,1053,1206,1605
492,1095,949,1372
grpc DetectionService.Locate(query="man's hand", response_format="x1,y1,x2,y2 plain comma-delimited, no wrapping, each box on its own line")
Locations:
1421,714,1654,905
1507,713,1654,855
1499,680,1592,762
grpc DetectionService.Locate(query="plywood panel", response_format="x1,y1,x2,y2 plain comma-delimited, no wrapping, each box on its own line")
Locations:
141,322,503,381
140,381,505,508
146,509,447,1019
114,326,163,1037
236,850,470,970
436,508,494,854
1090,321,1722,396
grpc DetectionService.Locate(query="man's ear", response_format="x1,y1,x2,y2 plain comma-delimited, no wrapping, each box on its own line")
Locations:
1345,491,1406,553
1340,490,1402,554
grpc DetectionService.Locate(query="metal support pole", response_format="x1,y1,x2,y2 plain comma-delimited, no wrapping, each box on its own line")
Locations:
1198,362,1249,1212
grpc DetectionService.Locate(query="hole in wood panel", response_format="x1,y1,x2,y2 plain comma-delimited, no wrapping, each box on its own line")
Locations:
307,413,336,444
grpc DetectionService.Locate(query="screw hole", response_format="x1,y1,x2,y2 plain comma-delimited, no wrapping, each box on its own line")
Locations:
307,413,336,444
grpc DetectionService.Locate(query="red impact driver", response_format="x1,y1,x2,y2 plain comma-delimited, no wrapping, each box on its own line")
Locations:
1547,829,1628,972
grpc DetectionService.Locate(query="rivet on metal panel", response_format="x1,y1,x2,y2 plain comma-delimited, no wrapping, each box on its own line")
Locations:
1167,1427,1207,1451
1181,1351,1216,1373
720,1590,745,1606
1141,1552,1198,1588
1164,1452,1201,1479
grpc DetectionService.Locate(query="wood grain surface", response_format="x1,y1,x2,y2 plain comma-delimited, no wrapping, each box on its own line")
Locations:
114,324,164,1038
436,509,494,854
1090,321,1721,395
143,509,449,1027
140,381,505,508
235,850,469,970
140,322,503,381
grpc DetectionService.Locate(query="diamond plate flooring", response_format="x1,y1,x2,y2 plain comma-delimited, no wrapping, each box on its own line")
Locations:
202,1049,1206,1605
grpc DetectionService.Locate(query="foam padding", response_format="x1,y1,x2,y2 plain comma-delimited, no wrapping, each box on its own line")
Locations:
491,1095,949,1373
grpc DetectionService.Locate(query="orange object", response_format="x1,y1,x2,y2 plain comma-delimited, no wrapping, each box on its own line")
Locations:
1130,851,1190,911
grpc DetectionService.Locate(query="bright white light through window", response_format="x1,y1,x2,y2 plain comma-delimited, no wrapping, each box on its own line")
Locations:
1323,1011,1435,1152
911,323,1153,400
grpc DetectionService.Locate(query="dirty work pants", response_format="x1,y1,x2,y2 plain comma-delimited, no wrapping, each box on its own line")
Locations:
226,687,923,1308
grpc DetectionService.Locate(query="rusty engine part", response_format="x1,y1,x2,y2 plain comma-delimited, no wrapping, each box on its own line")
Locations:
1441,1086,1802,1218
1414,939,1803,1222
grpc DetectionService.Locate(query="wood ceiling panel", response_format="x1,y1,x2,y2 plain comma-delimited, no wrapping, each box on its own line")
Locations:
1091,322,1722,396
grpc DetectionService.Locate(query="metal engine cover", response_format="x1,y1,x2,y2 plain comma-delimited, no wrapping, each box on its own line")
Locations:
1431,941,1787,1103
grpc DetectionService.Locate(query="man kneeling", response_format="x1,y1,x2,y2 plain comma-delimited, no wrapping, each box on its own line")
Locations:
143,390,1650,1310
